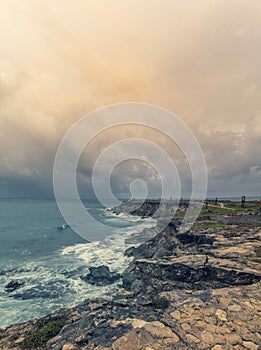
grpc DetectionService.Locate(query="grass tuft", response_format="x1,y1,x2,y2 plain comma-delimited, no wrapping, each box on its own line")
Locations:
20,319,67,349
151,297,170,310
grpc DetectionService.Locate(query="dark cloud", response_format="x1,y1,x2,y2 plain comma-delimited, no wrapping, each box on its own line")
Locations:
0,1,260,198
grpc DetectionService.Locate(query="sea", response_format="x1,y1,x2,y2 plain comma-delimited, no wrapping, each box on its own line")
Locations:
0,199,155,329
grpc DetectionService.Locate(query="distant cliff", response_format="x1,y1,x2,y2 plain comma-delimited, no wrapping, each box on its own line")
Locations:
111,199,187,218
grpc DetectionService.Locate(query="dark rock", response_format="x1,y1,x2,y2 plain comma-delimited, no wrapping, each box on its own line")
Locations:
125,225,179,259
125,227,158,244
122,256,261,294
5,280,24,293
124,220,213,260
153,247,170,259
124,246,136,257
157,218,181,230
81,265,121,286
176,232,214,246
122,273,144,293
112,200,180,220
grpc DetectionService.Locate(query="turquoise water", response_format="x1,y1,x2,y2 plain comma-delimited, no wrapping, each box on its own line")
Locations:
0,199,154,328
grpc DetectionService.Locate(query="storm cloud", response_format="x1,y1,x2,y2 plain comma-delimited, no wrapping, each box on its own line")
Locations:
0,0,260,198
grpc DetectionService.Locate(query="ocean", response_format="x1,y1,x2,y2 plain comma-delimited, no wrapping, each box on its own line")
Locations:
0,199,155,329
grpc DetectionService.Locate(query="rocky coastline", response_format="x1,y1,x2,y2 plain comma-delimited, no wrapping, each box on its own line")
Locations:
1,200,261,350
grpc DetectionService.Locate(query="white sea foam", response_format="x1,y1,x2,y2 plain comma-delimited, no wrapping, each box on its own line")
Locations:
0,204,157,329
60,216,156,272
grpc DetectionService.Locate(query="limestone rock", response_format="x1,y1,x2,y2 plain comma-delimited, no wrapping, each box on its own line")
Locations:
215,309,228,321
242,341,259,350
112,321,179,350
62,344,76,350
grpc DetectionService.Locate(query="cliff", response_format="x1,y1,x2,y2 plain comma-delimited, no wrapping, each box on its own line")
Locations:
0,201,261,350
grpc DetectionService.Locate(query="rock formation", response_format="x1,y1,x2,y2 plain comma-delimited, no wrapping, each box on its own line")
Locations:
0,200,260,350
80,266,121,286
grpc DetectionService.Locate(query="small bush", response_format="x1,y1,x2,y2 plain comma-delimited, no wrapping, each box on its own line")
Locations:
151,297,169,310
21,320,66,349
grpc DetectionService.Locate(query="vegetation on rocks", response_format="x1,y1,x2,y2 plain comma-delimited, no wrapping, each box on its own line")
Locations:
20,319,67,349
151,297,170,310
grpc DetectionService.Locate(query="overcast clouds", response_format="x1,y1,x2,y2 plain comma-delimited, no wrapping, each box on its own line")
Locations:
0,0,260,198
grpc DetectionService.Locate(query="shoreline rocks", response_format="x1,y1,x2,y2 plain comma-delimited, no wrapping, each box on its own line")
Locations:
80,266,121,286
0,200,260,350
4,280,24,293
123,256,261,294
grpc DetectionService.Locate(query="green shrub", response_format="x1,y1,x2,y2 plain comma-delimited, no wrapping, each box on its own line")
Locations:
151,297,169,310
21,320,66,349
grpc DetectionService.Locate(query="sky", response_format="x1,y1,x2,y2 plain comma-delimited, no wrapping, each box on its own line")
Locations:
0,0,260,199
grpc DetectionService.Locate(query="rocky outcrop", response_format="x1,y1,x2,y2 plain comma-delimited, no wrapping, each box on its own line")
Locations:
112,200,161,217
112,200,181,219
4,280,24,293
0,201,261,350
1,280,260,350
125,220,214,259
80,266,121,286
123,256,261,294
122,214,261,294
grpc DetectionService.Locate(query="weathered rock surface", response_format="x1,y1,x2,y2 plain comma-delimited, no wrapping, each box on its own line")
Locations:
125,220,214,259
112,200,183,219
112,200,161,218
123,255,261,294
80,266,121,286
0,200,260,350
1,280,260,350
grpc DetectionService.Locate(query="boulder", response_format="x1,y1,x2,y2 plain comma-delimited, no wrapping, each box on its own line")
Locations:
81,265,121,286
5,280,24,293
176,233,214,246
